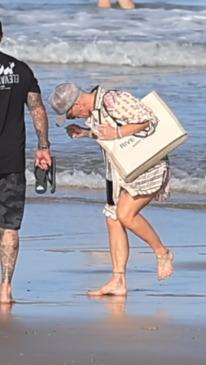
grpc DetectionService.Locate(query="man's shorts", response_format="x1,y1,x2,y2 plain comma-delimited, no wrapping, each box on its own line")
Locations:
0,172,26,230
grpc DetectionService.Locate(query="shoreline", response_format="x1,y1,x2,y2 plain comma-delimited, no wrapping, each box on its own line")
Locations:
25,185,206,211
10,199,206,323
1,198,206,364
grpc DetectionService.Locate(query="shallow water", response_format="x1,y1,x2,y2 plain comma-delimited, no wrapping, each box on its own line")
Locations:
5,201,203,324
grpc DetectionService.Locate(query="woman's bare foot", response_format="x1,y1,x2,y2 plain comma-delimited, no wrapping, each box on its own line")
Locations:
156,249,174,280
0,302,13,320
88,273,127,296
0,283,13,304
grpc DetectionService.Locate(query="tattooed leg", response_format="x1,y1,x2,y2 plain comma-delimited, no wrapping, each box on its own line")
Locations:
0,229,19,303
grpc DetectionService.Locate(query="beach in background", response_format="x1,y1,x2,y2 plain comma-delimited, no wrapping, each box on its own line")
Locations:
0,0,206,364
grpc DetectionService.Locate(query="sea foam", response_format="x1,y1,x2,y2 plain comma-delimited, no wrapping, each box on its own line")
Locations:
26,168,206,195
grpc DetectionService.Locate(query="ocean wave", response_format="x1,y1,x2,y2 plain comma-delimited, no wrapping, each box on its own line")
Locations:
2,38,206,67
26,168,206,195
26,168,105,189
171,176,206,195
1,3,206,67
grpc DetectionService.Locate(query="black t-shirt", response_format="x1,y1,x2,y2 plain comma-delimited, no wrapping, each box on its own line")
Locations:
0,51,40,173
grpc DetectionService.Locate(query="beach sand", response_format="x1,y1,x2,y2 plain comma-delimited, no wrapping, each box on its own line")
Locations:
0,196,206,364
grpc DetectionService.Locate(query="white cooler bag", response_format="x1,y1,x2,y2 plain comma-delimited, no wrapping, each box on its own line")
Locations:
98,91,188,183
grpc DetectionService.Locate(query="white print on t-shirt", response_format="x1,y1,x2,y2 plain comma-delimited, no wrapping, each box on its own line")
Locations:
0,61,20,89
0,62,15,75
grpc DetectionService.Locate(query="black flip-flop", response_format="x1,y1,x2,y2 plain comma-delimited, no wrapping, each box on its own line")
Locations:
34,166,48,194
34,156,56,194
47,156,56,194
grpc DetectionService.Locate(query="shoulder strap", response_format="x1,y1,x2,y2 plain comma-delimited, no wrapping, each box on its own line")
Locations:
100,91,122,127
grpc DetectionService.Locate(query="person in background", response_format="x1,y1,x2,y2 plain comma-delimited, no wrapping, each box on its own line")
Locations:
49,82,174,296
98,0,135,9
0,21,52,304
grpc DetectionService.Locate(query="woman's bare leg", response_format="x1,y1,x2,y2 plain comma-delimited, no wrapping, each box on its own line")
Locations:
88,217,129,296
0,229,19,303
117,191,174,280
97,0,111,8
117,0,135,9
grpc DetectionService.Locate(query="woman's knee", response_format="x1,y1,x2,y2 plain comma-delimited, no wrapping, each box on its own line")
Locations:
106,217,116,228
116,208,134,229
106,216,125,234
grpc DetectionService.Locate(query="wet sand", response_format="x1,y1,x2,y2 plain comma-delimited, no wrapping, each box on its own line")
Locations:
1,314,206,365
0,199,206,364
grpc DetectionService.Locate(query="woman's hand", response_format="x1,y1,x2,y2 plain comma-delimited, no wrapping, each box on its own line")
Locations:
66,124,90,138
96,121,150,140
96,125,117,140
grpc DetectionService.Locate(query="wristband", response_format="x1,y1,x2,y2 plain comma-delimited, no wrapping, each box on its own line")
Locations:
39,141,51,150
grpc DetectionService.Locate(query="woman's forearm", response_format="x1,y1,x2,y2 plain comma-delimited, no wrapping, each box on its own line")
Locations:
117,121,149,138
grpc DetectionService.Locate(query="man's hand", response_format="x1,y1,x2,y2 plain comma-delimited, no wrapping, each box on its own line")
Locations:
66,124,90,138
35,149,52,169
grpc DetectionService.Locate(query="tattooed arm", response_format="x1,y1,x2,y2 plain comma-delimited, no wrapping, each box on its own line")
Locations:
27,92,49,148
27,92,52,169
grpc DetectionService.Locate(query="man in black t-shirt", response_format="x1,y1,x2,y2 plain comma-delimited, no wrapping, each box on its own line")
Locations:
0,21,52,304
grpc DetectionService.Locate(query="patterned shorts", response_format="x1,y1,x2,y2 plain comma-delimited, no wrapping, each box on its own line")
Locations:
0,172,26,230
